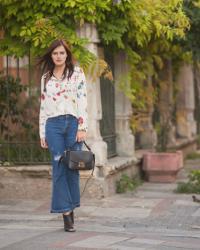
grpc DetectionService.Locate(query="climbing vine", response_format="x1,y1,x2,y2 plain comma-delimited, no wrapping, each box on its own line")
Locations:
0,1,189,63
0,0,196,127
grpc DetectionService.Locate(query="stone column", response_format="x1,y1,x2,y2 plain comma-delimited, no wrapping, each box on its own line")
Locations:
77,24,107,170
131,78,157,149
114,52,135,156
176,63,197,138
194,64,200,133
138,110,157,149
157,59,176,147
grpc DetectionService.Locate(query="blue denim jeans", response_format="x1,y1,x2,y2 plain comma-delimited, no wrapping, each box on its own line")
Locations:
45,114,82,213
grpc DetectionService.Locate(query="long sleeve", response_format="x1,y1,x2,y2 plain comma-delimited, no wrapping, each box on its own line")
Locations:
76,69,88,131
39,75,48,139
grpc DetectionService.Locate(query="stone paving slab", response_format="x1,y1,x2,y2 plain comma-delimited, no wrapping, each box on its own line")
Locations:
78,206,151,219
192,208,200,217
1,180,200,249
0,223,60,230
68,235,129,248
0,213,57,221
108,246,146,250
163,241,200,249
137,183,178,191
1,222,200,249
0,228,51,249
80,196,162,210
128,238,165,245
174,199,199,206
135,191,179,199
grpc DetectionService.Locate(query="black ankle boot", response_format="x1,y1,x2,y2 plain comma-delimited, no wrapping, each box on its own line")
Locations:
70,210,74,224
63,213,75,232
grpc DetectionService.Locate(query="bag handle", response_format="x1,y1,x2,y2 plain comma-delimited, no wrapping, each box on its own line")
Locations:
66,141,91,151
83,141,91,151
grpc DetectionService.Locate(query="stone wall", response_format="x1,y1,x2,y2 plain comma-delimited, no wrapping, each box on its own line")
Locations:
0,159,140,200
0,166,51,200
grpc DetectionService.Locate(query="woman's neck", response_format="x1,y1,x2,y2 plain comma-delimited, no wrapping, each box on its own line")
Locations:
53,64,65,79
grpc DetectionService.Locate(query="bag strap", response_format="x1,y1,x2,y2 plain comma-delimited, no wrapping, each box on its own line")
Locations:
83,141,91,151
80,166,94,197
59,140,94,198
66,141,91,151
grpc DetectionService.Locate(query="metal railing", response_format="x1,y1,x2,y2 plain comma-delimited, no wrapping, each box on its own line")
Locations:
0,55,50,165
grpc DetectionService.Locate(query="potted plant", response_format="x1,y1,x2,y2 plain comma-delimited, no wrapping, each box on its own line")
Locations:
143,122,183,182
142,60,184,183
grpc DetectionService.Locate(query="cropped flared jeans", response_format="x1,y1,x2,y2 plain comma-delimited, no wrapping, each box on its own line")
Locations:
45,114,82,213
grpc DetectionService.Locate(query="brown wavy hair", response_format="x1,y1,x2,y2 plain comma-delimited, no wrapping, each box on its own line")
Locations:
38,39,75,91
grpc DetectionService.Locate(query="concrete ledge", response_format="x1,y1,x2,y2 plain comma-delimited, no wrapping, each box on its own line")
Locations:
0,165,51,178
134,136,198,159
168,136,198,157
80,156,140,198
0,156,140,200
103,156,139,176
0,165,51,200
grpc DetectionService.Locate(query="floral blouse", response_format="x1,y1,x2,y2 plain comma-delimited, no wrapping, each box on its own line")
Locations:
39,66,88,139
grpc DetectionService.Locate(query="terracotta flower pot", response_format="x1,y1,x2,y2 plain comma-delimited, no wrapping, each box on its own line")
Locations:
142,151,183,183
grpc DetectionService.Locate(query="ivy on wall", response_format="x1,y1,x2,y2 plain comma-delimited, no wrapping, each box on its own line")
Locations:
0,1,189,61
0,0,197,119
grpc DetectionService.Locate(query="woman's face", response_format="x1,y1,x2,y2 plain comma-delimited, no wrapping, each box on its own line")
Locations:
51,45,67,67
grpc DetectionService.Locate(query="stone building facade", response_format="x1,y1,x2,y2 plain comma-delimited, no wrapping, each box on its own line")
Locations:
135,60,198,155
77,24,137,198
0,24,137,199
0,24,199,199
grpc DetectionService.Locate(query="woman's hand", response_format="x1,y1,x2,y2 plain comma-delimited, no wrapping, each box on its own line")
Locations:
76,130,86,142
40,138,48,148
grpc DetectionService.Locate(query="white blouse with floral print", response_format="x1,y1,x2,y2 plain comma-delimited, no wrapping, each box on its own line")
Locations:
39,66,88,139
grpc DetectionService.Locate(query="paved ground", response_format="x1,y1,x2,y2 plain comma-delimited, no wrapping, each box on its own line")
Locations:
1,160,200,249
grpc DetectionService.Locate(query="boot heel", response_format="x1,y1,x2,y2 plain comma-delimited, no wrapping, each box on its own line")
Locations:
63,213,75,232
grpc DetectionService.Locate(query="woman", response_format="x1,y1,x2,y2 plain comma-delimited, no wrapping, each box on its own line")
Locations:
39,39,88,232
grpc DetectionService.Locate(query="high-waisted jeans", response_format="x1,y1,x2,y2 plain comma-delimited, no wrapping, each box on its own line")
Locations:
45,114,82,213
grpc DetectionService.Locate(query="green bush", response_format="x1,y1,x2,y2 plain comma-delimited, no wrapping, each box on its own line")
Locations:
175,170,200,194
116,174,141,194
186,152,200,160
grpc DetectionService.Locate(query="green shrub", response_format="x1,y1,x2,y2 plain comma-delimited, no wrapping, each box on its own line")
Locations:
186,152,200,160
116,174,141,194
175,170,200,194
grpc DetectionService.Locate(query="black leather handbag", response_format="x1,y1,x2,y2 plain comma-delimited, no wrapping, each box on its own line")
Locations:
59,141,95,171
